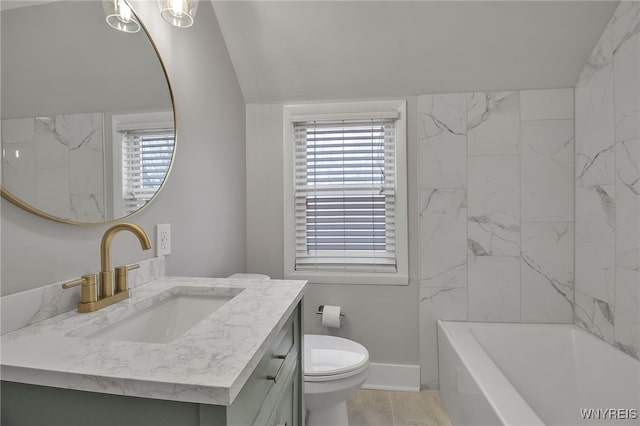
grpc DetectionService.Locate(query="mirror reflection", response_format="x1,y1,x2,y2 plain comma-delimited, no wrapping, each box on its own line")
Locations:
1,0,175,224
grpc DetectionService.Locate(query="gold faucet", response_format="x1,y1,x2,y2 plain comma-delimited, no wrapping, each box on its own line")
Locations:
62,223,152,313
100,223,152,298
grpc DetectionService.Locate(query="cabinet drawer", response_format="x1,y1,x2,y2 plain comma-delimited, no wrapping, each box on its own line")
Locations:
228,307,299,426
266,367,296,426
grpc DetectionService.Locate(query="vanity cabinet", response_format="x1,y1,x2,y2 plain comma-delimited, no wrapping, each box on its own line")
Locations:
1,304,304,426
227,304,302,426
267,371,297,426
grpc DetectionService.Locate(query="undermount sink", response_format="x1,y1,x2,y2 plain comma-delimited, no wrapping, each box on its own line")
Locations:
87,288,239,344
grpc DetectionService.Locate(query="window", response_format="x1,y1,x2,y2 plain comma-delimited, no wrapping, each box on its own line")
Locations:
111,111,174,218
284,101,408,285
121,128,175,214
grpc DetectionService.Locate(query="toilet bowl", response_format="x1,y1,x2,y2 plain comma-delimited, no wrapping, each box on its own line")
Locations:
227,274,370,426
304,334,369,426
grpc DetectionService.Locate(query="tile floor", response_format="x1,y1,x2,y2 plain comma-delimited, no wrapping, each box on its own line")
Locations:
346,389,452,426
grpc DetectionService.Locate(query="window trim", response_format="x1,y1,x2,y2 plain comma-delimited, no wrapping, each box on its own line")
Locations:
283,100,408,285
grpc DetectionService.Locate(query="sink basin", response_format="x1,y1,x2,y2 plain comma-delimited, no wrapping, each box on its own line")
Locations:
87,289,238,344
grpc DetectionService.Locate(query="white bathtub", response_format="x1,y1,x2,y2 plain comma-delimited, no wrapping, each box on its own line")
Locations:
438,321,640,426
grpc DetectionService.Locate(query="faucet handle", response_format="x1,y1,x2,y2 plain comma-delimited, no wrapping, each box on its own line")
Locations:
114,264,140,293
62,274,98,304
62,277,86,289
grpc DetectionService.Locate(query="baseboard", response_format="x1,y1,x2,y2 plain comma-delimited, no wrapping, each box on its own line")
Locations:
362,363,420,392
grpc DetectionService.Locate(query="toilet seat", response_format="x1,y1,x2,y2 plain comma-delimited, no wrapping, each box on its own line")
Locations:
304,335,369,382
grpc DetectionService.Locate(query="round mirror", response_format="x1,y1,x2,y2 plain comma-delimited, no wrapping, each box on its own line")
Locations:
1,0,175,224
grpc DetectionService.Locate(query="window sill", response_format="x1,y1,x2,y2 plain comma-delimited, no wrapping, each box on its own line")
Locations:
284,271,409,286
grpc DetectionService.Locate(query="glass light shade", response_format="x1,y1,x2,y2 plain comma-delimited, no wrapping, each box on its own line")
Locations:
102,0,141,33
158,0,198,28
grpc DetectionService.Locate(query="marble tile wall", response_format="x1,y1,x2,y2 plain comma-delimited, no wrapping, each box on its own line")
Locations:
418,88,575,388
575,1,640,360
2,113,105,221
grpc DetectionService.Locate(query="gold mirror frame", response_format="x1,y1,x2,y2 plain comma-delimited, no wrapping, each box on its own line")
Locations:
1,1,177,226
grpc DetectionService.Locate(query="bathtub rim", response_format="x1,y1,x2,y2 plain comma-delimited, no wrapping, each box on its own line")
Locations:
437,320,546,426
441,320,640,363
438,320,640,426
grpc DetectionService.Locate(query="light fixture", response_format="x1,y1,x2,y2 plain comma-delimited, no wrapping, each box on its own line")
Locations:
158,0,198,28
102,0,141,33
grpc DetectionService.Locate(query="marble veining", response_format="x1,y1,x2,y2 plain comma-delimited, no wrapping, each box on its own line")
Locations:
1,112,106,221
574,291,615,344
70,194,105,222
575,62,616,187
418,94,467,189
577,23,613,85
467,91,520,156
467,156,520,256
575,185,616,304
613,32,640,144
574,0,640,360
612,1,640,54
616,139,640,271
1,256,165,335
1,276,306,406
419,189,467,288
521,223,574,323
614,267,640,358
575,20,616,187
417,87,576,386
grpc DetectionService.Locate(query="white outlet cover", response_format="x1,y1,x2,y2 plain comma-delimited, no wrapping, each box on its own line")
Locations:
156,223,171,256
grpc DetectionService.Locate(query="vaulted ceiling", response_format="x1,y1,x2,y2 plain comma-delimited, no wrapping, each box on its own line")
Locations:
212,1,618,103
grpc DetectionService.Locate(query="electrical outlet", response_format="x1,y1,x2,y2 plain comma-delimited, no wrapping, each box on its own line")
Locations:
156,224,171,256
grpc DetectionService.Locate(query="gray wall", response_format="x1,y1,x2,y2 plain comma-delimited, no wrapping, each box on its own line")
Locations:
1,1,247,295
1,1,170,119
246,99,420,366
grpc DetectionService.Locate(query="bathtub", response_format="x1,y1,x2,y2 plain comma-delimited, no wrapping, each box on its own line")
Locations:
437,321,640,426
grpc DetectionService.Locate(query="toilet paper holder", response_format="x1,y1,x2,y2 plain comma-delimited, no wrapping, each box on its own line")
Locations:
316,305,345,316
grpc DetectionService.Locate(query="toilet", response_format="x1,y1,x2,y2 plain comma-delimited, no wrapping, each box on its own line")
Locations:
304,334,369,426
227,274,370,426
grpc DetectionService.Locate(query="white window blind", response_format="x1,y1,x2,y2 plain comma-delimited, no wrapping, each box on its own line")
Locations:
293,118,397,273
122,128,174,214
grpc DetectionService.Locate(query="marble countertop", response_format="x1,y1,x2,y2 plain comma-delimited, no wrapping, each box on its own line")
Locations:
1,277,306,406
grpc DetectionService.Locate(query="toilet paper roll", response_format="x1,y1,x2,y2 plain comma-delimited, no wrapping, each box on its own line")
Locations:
321,305,342,328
